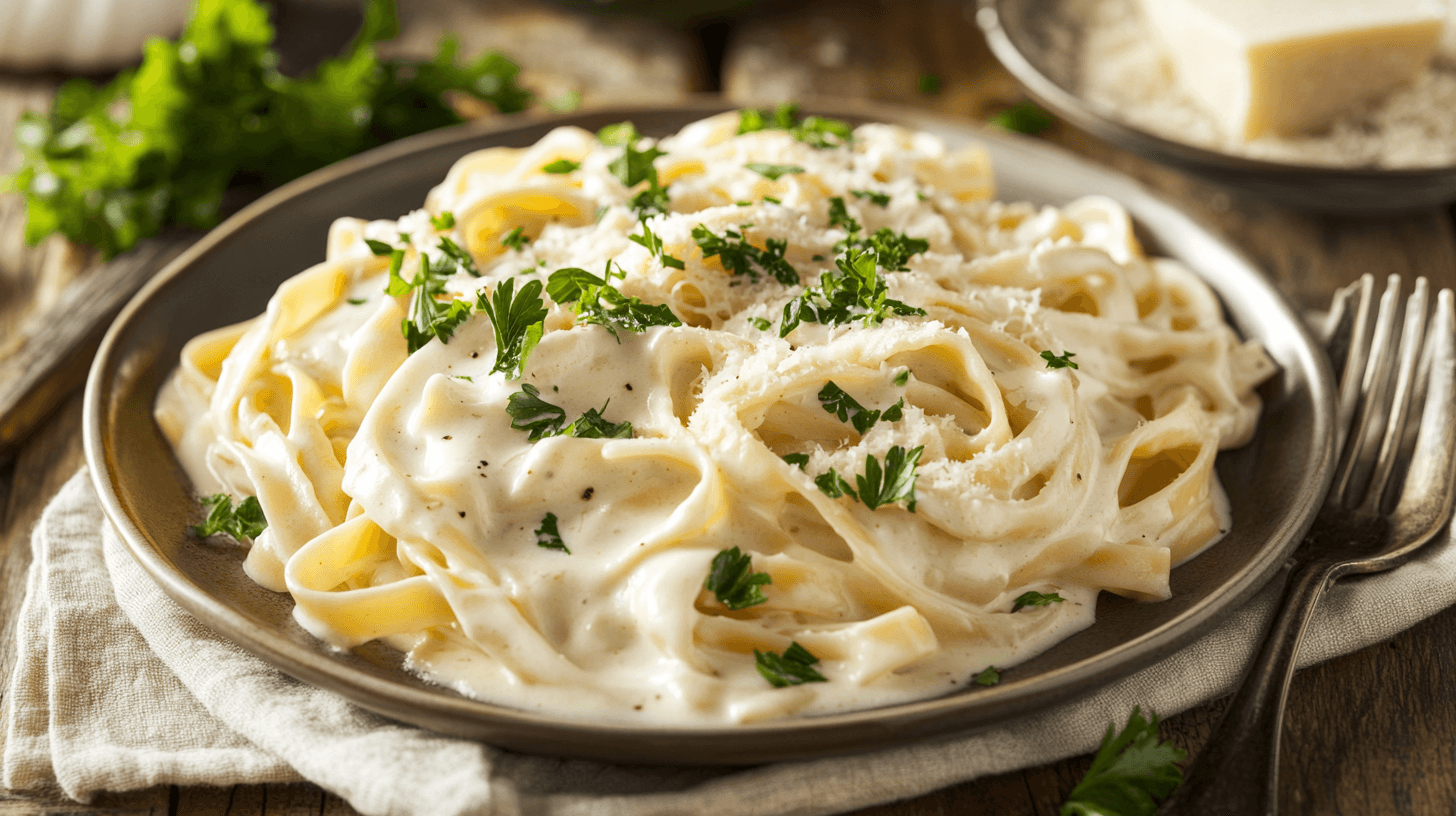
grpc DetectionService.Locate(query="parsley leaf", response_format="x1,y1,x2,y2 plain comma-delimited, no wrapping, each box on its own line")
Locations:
736,102,852,149
506,383,567,441
597,121,671,218
814,469,856,500
856,445,924,511
894,368,911,387
755,642,827,687
1042,350,1079,370
746,162,805,180
779,245,926,337
1013,590,1067,612
691,225,800,286
974,666,1001,686
818,381,890,434
402,295,472,355
7,0,532,258
629,221,685,269
541,158,580,174
704,546,772,610
749,317,772,331
991,100,1054,135
851,189,891,207
827,197,861,232
546,262,681,339
1061,708,1185,816
782,452,810,470
475,276,547,379
534,512,569,553
500,226,530,252
917,73,942,95
505,384,632,441
191,494,268,541
431,211,456,230
347,297,368,305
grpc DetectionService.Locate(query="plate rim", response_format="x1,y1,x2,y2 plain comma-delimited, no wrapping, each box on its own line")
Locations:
82,98,1336,763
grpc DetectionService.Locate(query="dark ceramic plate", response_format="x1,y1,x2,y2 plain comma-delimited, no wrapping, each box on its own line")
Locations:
84,99,1334,765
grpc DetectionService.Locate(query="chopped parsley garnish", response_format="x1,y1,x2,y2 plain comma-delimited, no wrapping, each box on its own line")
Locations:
755,642,827,687
851,189,891,207
855,444,924,511
854,228,931,272
827,197,860,233
1061,708,1185,816
431,211,456,230
7,0,533,258
894,369,911,387
191,494,268,541
974,666,1001,686
381,240,475,354
917,73,942,95
475,276,547,379
814,469,854,499
745,162,805,181
454,375,473,382
1012,590,1066,612
1042,350,1079,370
534,512,569,553
762,196,781,204
500,226,530,252
437,236,480,276
782,452,810,470
691,225,800,286
546,262,682,339
817,381,903,434
628,221,685,269
736,103,852,150
598,121,671,218
365,238,396,256
704,546,772,610
541,158,580,174
779,245,926,337
749,317,772,331
347,297,367,305
991,100,1054,135
505,383,632,441
505,383,567,441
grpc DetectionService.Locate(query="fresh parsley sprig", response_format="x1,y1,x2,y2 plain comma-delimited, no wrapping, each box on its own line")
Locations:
704,547,772,610
598,121,672,218
809,445,924,511
191,494,268,541
756,642,827,687
691,225,800,286
1061,708,1185,816
475,277,547,379
817,381,904,434
851,189,890,207
505,383,632,441
7,0,533,258
629,221,685,269
546,262,681,339
780,245,926,337
745,162,804,180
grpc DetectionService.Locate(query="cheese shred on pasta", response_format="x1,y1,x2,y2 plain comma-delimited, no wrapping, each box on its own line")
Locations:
155,112,1274,723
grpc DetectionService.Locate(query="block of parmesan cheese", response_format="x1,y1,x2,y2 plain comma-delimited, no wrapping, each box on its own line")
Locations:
1135,0,1447,139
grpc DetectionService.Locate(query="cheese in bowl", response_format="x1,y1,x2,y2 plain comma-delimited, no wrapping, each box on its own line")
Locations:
155,108,1273,724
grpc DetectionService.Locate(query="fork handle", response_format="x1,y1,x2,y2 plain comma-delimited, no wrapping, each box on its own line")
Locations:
1157,559,1342,816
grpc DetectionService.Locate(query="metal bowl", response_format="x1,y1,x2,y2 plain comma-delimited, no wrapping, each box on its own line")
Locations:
976,0,1456,212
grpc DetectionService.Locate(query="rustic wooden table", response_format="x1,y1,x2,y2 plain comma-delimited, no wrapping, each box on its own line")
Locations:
3,1,1455,814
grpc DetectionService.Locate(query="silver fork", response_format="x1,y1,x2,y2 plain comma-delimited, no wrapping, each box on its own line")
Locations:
1158,274,1456,815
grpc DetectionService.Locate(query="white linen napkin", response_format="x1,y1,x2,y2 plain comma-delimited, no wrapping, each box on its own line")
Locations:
5,468,1455,816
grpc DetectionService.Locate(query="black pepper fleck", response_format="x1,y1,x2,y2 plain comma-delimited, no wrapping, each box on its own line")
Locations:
582,487,595,500
625,383,633,391
459,511,466,518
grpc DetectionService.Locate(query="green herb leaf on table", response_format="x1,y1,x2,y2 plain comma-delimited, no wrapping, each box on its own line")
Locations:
6,0,532,259
1060,707,1186,816
755,642,827,687
475,276,547,379
191,494,268,541
1042,350,1079,370
1012,590,1066,612
704,546,772,610
534,512,569,554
